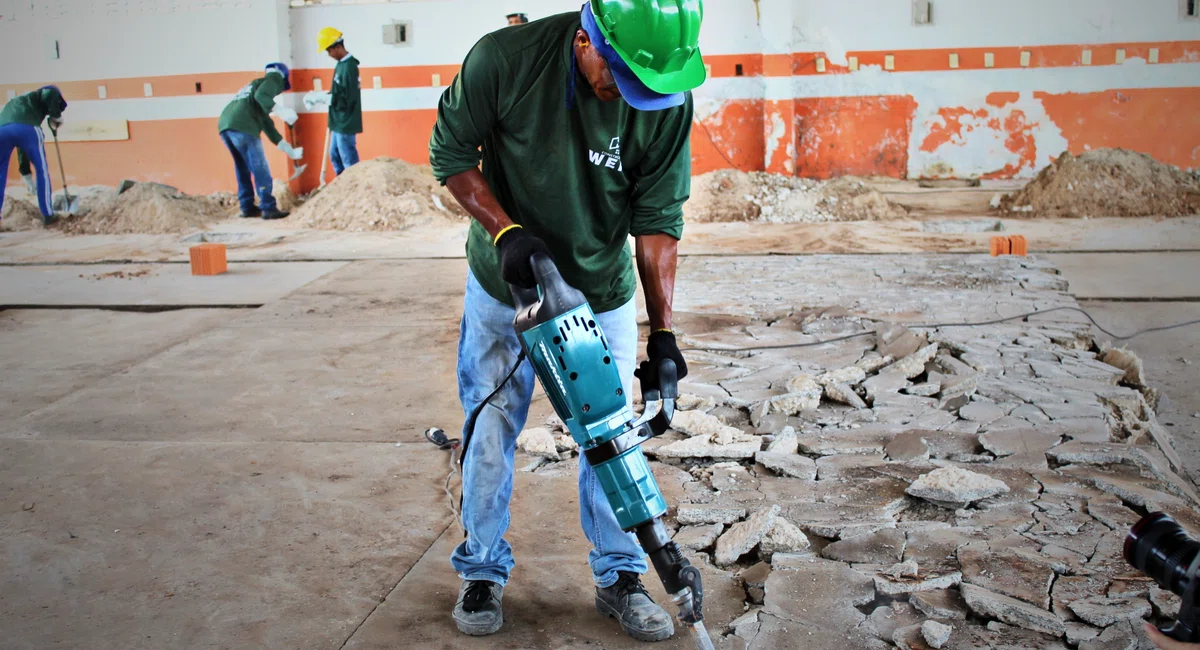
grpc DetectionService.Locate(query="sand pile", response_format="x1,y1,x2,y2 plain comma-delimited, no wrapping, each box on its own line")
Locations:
291,157,467,231
685,170,908,223
58,182,226,235
1000,148,1200,217
1,198,46,231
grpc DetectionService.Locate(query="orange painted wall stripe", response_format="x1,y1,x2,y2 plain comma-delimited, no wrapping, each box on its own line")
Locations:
0,71,261,102
3,40,1196,103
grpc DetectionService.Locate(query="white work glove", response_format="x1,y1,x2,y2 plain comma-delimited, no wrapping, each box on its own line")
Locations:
303,91,331,110
272,106,299,126
22,174,35,195
47,117,64,130
277,141,304,161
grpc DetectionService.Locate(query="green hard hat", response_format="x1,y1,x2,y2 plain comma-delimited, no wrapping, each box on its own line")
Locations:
589,0,707,95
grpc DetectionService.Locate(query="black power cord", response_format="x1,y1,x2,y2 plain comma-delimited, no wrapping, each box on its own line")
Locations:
681,305,1200,354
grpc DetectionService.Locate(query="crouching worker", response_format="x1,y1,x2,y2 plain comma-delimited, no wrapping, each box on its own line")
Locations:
0,85,68,226
217,62,303,220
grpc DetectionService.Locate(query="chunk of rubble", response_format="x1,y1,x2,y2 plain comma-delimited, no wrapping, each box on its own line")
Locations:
864,372,911,404
906,382,942,397
818,365,868,386
877,323,926,359
764,556,876,634
516,427,561,460
906,467,1010,508
822,527,906,564
960,583,1066,636
654,434,760,459
1064,621,1101,646
979,429,1063,470
887,343,940,379
1101,348,1146,387
765,425,798,454
755,450,817,479
1067,596,1152,628
910,589,969,620
759,517,811,560
815,453,889,480
825,381,869,408
715,504,780,566
671,523,723,551
675,393,717,412
959,401,1007,424
1079,619,1139,650
858,352,896,374
797,428,892,456
554,434,578,454
922,620,953,649
885,559,920,579
863,602,925,643
676,504,746,526
874,571,963,596
669,409,746,442
892,624,932,650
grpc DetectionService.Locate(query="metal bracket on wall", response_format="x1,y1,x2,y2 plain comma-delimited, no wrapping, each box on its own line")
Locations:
913,0,932,26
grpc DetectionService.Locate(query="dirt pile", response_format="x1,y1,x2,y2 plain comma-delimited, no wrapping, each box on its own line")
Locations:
1,198,46,231
685,170,908,224
1000,148,1200,217
58,182,227,235
291,157,467,231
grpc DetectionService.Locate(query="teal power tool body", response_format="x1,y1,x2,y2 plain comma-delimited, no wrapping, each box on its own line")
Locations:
510,254,713,650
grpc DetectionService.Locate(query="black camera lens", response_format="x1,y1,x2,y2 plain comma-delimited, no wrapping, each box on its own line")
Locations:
1125,512,1200,596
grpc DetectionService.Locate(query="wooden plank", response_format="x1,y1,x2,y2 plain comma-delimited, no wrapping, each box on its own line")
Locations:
42,120,129,143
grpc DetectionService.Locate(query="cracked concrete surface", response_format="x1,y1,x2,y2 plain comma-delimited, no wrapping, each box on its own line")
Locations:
3,251,1199,649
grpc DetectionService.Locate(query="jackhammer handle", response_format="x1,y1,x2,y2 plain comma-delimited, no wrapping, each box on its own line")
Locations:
657,359,678,400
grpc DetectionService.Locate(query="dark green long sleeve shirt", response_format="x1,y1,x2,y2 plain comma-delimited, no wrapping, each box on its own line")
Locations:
217,74,285,145
0,86,67,127
428,12,692,313
329,55,363,135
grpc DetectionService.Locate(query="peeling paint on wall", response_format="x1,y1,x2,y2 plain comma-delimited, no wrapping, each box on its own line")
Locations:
907,91,1069,179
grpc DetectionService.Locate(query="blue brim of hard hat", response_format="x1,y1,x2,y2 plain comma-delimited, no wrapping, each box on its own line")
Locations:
580,3,684,112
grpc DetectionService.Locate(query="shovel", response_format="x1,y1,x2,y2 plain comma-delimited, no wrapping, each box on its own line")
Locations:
285,124,308,183
49,125,79,214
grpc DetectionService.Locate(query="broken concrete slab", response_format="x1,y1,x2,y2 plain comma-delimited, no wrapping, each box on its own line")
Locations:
759,517,811,560
715,504,780,567
818,365,868,387
1065,621,1102,646
825,381,869,408
960,583,1066,636
797,427,895,456
822,527,906,564
888,343,941,380
1066,596,1152,628
887,431,932,461
669,409,749,442
923,620,953,649
764,555,876,634
957,541,1056,609
676,504,747,526
672,523,724,551
864,371,912,405
906,467,1010,508
874,571,963,596
755,450,818,480
1150,587,1181,619
815,453,888,480
516,426,560,461
877,323,926,360
653,435,760,460
765,425,798,453
960,401,1007,425
910,589,969,620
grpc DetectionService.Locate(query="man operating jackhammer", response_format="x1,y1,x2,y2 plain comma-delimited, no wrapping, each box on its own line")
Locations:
428,0,706,641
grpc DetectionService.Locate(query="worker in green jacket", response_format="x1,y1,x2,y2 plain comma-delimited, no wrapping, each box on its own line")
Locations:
429,0,705,641
308,27,362,176
217,62,303,219
1,85,68,225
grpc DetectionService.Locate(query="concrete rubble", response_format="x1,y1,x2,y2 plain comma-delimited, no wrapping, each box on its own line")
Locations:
515,255,1199,648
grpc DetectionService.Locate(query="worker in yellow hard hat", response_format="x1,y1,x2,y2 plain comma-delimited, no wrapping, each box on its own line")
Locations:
306,26,362,175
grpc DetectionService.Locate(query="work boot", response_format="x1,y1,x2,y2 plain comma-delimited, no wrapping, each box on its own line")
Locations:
261,209,289,221
453,579,504,636
240,206,262,218
596,572,675,642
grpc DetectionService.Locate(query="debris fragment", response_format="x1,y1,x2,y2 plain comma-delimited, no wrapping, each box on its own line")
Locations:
921,620,953,649
715,505,780,567
906,467,1010,508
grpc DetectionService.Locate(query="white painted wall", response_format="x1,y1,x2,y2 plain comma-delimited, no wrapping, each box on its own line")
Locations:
793,0,1197,52
0,0,289,84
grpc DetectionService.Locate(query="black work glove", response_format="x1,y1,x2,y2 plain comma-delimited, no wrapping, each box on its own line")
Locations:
495,226,552,289
636,330,689,390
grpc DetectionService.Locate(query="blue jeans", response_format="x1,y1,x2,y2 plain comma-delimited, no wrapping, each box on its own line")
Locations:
452,271,648,588
0,123,53,218
219,130,276,214
330,132,359,175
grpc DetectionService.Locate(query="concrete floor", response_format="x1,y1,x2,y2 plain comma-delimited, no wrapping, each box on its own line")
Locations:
4,239,1200,647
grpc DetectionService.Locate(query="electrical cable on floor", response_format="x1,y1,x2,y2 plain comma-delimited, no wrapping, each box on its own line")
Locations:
681,305,1200,353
